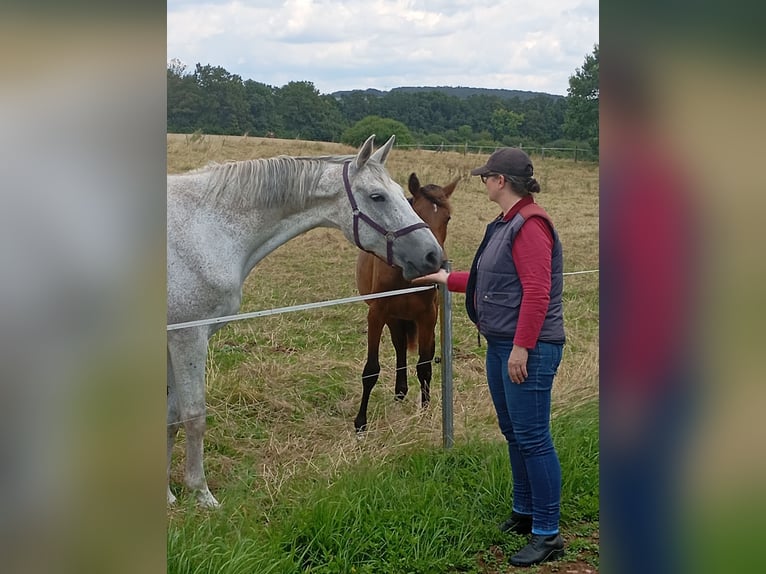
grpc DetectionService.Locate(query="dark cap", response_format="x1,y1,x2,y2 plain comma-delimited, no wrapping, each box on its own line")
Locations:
470,147,534,178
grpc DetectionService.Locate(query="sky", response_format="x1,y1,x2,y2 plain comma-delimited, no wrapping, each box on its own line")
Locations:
167,0,598,96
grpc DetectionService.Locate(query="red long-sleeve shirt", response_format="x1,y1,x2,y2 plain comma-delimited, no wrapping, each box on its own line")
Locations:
447,197,554,349
602,140,696,396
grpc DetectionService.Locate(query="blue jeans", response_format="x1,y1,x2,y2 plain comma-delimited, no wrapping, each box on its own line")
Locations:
601,370,695,574
485,337,563,535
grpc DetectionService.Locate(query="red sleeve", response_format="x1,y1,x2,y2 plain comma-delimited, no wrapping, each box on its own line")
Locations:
512,217,553,348
446,271,469,293
608,178,691,392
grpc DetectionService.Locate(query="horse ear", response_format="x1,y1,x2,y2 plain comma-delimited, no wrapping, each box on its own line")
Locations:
442,178,459,198
355,134,376,169
408,172,421,197
370,134,396,165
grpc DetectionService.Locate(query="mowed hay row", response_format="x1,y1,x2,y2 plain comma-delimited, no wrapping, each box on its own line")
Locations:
167,134,599,499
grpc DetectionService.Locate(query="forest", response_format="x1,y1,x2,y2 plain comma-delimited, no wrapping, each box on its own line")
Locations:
167,45,598,158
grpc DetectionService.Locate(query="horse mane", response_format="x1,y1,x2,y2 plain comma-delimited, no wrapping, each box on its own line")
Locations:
201,154,357,211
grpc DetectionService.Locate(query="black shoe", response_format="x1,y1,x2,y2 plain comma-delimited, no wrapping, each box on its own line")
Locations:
498,511,532,535
509,533,565,567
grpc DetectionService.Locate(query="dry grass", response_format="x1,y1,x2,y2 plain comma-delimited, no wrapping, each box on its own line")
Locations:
166,133,599,501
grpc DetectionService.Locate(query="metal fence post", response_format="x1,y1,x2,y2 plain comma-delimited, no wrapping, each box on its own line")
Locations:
439,261,454,449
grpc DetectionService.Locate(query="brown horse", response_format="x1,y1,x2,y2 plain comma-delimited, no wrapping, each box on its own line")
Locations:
354,173,458,432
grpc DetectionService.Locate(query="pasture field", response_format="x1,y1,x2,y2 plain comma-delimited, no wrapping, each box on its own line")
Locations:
167,134,599,573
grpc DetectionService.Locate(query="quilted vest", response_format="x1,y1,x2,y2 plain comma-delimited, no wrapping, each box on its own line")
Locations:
466,204,565,343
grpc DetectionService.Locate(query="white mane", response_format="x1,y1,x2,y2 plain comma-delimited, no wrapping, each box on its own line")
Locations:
200,155,355,211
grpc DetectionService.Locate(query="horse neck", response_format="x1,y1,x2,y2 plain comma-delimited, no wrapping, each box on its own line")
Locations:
239,207,337,279
214,159,345,278
358,251,410,293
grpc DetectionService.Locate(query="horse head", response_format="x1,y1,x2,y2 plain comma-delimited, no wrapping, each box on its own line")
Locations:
342,135,443,280
407,172,458,248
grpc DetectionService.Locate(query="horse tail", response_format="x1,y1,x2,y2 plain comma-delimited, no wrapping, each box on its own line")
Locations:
404,320,418,351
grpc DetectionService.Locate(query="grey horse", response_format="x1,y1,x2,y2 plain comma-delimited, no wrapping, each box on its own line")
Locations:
167,135,443,506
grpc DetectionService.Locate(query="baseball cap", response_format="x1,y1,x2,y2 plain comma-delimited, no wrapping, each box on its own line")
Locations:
470,148,534,178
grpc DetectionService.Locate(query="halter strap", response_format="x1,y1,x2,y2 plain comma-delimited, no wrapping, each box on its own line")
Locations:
342,161,429,266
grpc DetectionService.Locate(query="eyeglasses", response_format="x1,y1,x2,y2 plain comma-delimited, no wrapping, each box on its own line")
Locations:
480,173,501,184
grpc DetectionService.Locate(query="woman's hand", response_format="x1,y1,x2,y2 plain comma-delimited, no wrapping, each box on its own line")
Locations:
410,268,449,285
508,345,529,383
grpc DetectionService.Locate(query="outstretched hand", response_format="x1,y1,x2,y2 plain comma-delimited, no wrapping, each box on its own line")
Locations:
410,268,449,285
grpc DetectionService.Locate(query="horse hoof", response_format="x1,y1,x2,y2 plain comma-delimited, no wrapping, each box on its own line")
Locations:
196,489,220,508
394,393,406,402
355,429,366,441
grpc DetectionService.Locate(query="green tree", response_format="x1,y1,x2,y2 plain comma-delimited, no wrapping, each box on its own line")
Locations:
377,92,424,133
193,64,249,134
167,60,203,133
341,116,414,147
276,81,345,141
244,80,281,136
490,108,524,144
338,91,378,123
564,44,599,155
519,95,565,143
456,124,474,141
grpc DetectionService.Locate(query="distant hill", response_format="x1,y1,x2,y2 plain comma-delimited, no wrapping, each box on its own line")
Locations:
331,86,564,101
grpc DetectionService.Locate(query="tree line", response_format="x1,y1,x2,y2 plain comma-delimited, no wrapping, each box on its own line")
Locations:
167,45,598,158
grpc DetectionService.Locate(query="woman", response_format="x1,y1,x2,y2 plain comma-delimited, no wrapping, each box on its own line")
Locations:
417,147,566,567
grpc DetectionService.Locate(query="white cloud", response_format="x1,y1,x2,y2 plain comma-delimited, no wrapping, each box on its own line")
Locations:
167,0,598,95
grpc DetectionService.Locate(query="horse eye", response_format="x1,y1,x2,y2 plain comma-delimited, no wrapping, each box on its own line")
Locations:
369,193,386,202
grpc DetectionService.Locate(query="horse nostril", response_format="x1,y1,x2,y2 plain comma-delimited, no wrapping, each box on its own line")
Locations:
425,250,439,267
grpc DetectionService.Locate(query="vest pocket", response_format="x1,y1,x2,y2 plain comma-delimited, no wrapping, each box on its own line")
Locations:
481,291,521,309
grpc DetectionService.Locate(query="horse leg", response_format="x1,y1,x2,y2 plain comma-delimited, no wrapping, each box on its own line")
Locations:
416,313,438,408
168,327,220,507
354,307,385,433
388,319,410,401
167,348,180,505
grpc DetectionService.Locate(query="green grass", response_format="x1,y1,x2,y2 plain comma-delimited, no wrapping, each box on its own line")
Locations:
168,400,598,574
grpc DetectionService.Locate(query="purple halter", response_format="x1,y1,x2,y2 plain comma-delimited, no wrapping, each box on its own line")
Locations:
342,160,429,266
